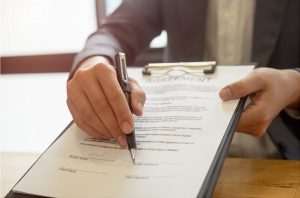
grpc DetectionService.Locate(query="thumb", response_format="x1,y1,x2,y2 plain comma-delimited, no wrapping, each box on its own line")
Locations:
129,78,146,116
219,71,264,101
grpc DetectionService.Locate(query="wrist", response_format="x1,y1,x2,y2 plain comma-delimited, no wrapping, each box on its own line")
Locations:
68,56,112,81
78,56,111,70
285,69,300,109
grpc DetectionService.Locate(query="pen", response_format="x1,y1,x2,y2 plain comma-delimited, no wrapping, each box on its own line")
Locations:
115,52,137,164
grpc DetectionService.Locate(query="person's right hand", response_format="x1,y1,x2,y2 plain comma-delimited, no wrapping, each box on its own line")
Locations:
67,56,146,147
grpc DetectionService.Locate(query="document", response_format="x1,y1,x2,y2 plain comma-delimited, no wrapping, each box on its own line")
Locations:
13,66,254,198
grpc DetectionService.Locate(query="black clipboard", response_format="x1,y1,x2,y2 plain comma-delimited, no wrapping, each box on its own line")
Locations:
6,64,254,198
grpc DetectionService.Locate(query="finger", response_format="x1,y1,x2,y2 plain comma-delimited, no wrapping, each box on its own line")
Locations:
129,78,146,116
219,70,265,101
67,80,111,138
67,98,110,139
68,81,127,147
94,64,134,134
235,94,272,137
81,75,124,141
116,134,128,148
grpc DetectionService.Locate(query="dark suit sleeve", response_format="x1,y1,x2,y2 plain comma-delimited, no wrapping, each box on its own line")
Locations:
71,0,163,74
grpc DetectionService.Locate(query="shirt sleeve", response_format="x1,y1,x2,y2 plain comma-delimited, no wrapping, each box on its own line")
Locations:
70,0,163,77
284,108,300,119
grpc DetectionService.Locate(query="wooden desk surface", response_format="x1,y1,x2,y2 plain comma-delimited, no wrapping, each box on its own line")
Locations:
213,158,300,198
1,153,299,198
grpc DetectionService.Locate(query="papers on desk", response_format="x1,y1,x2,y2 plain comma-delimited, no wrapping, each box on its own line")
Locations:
12,65,254,198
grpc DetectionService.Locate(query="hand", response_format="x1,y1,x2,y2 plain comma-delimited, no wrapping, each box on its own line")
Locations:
219,67,300,137
67,56,146,147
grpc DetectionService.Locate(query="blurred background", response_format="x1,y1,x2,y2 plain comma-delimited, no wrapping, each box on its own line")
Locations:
1,0,167,73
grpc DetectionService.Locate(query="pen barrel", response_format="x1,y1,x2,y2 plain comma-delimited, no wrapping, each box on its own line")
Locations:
124,91,137,149
124,90,132,111
126,131,136,149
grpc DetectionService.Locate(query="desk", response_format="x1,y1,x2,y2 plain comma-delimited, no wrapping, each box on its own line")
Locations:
1,153,299,198
213,158,300,198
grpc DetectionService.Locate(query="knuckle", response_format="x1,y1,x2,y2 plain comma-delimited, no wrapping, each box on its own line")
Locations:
232,80,246,91
93,63,105,71
105,64,116,72
251,69,260,76
66,80,75,93
252,69,265,83
66,85,78,100
95,63,115,74
66,80,72,89
231,81,248,97
252,68,263,76
73,69,89,82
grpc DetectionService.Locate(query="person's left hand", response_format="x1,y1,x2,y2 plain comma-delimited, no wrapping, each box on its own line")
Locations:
219,67,300,137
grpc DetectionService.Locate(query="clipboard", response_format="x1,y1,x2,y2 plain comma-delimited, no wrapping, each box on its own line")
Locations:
5,100,244,198
5,64,254,198
141,61,244,197
142,61,217,76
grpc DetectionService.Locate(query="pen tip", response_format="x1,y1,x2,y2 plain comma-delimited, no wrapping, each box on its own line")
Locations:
130,149,136,164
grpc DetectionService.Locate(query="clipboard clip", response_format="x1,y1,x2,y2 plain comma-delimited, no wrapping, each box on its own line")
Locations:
142,61,217,76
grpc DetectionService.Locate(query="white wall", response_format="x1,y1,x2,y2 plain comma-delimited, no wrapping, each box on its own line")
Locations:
1,0,97,56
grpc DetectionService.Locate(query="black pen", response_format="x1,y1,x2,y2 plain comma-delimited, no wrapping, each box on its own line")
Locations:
115,52,137,164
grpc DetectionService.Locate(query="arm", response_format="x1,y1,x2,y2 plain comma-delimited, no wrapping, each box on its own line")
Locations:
71,0,163,75
219,67,300,137
67,0,162,146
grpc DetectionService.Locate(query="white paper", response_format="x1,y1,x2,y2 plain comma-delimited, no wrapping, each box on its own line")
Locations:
13,66,254,198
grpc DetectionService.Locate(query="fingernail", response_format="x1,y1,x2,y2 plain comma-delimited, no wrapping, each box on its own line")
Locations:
122,122,132,134
220,88,232,100
118,136,127,147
